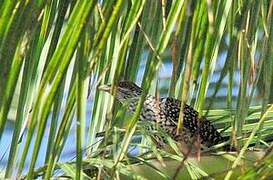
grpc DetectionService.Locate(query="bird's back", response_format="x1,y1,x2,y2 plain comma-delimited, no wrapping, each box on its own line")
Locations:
127,96,225,147
159,97,224,147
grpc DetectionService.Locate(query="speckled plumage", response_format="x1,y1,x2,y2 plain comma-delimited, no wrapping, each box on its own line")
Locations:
100,81,225,148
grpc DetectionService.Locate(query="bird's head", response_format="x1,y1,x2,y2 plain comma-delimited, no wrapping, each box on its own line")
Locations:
99,81,142,102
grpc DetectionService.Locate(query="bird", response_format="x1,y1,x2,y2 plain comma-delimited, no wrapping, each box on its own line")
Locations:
99,81,228,151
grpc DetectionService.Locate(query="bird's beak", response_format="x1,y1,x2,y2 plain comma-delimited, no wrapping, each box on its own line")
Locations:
98,84,111,92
